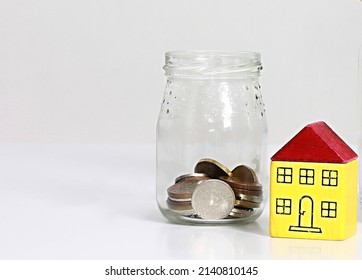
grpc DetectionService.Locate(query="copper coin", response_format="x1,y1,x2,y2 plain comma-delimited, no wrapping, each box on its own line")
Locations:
236,193,263,203
234,199,261,208
233,188,263,196
231,206,254,214
229,207,254,218
168,196,191,202
194,158,232,179
175,173,209,183
167,175,209,200
166,198,193,211
231,165,259,183
232,188,263,197
219,176,262,191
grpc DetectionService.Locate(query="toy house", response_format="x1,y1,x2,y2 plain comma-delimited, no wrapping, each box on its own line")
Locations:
270,121,358,240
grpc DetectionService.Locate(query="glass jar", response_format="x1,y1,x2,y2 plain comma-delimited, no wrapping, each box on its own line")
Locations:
156,50,268,224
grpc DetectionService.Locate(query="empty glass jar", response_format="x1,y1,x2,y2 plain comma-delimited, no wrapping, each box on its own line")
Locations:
156,51,268,224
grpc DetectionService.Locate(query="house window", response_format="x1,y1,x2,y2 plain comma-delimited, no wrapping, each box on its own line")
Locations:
276,198,292,215
321,201,337,218
277,167,293,184
299,168,314,185
322,169,338,187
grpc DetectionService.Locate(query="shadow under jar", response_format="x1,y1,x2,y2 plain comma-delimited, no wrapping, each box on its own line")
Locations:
156,50,268,224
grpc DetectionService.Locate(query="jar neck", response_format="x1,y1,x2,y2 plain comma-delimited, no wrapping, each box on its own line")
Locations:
163,51,262,80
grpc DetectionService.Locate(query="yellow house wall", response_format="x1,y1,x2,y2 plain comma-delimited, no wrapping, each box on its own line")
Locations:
270,160,357,240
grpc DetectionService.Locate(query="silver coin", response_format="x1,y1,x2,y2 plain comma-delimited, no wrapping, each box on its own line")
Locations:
191,179,235,220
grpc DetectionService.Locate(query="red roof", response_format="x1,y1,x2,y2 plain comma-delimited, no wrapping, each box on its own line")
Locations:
271,121,358,163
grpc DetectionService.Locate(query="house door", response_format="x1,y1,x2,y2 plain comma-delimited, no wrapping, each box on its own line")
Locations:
289,195,322,233
298,195,314,228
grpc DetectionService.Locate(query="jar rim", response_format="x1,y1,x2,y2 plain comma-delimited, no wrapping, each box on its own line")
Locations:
165,50,260,59
163,50,262,78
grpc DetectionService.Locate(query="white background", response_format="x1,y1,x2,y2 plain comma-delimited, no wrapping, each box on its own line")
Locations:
1,0,362,262
0,0,362,145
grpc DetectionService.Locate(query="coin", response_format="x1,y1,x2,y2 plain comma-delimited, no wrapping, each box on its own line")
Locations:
236,193,263,203
234,199,261,208
167,174,209,200
168,196,192,202
229,207,254,218
166,198,193,211
233,188,263,196
166,198,195,215
194,158,232,178
191,179,235,220
231,206,254,214
167,182,199,200
219,176,262,191
231,165,259,183
175,173,209,183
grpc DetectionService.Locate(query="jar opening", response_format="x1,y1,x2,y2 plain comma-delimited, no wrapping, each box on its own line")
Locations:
163,50,262,78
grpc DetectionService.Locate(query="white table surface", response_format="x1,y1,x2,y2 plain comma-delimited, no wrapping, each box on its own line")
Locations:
0,144,361,260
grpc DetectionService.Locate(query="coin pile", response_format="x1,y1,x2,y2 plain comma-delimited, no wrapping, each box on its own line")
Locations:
167,173,210,215
166,158,263,219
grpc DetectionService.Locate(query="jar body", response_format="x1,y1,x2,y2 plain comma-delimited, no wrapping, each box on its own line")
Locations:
156,51,268,224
